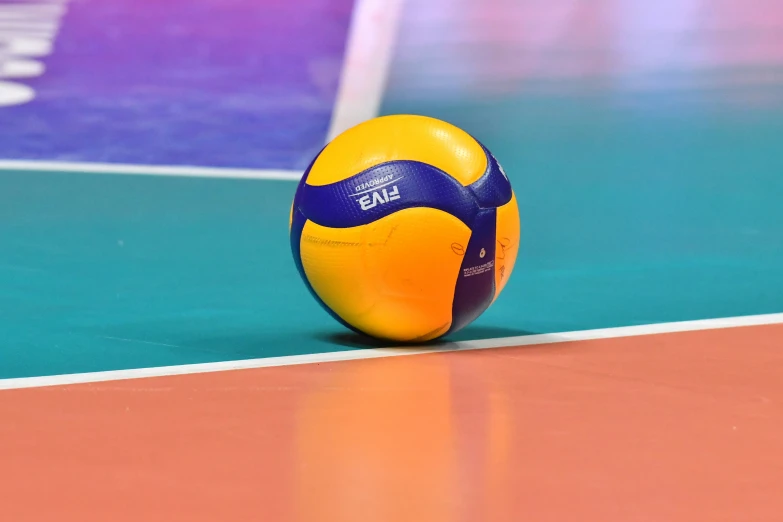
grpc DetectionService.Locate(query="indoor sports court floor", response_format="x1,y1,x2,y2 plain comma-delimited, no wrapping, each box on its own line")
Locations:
2,0,783,520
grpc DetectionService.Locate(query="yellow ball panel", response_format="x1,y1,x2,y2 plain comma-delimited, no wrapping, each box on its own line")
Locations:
299,207,472,342
493,191,521,303
306,115,488,187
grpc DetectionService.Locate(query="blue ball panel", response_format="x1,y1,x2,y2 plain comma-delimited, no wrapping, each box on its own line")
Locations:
448,208,498,335
470,143,514,208
299,160,480,228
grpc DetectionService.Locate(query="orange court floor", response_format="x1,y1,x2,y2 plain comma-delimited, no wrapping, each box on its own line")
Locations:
2,321,783,522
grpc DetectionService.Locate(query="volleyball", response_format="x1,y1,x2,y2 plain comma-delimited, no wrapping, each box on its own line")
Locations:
289,115,520,342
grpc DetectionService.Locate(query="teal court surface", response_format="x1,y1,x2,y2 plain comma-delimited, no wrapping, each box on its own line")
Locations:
1,0,783,520
2,0,783,379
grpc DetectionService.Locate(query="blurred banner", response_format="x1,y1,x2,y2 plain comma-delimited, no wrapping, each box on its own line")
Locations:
386,0,783,107
0,0,353,169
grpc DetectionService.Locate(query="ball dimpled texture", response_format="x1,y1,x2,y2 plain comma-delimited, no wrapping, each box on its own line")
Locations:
289,115,520,342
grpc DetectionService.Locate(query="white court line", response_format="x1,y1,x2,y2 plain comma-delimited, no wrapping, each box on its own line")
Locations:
326,0,405,140
0,160,302,180
1,312,782,391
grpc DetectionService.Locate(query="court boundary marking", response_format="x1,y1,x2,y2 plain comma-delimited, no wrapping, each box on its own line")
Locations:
0,161,302,180
0,0,402,179
2,312,782,390
326,0,404,141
